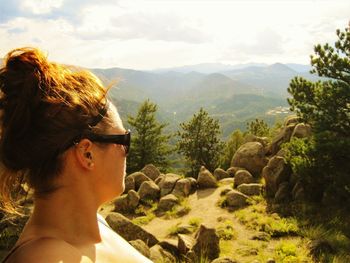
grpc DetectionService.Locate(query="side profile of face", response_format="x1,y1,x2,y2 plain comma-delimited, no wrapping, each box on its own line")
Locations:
92,103,127,203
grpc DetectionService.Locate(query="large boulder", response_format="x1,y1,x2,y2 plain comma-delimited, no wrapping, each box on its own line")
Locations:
172,178,192,198
234,170,254,188
141,164,161,181
157,194,179,212
244,134,270,147
226,167,242,177
192,224,220,261
268,124,296,155
226,190,249,207
178,234,195,255
150,245,176,263
138,181,160,202
237,183,263,196
158,173,181,197
127,172,152,191
105,212,158,246
231,142,267,177
124,175,135,193
214,168,230,180
284,115,299,126
129,239,151,258
291,123,312,138
197,166,217,189
113,190,140,212
262,156,291,197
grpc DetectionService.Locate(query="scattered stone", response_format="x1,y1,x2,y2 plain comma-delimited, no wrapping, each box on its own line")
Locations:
192,224,220,261
105,212,158,246
150,244,176,263
175,224,194,234
197,166,217,189
155,174,165,185
262,156,291,197
128,172,152,191
231,142,268,177
226,190,249,207
237,183,262,196
141,164,161,181
158,173,182,197
114,190,140,213
214,168,230,180
157,194,179,212
158,239,179,257
220,187,232,196
234,170,254,188
178,234,195,255
219,178,235,185
291,123,312,138
266,258,276,263
172,178,192,198
124,175,135,193
226,167,242,177
138,181,160,202
129,239,150,258
187,177,198,193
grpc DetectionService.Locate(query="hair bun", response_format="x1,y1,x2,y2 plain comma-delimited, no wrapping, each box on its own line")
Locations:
0,47,49,102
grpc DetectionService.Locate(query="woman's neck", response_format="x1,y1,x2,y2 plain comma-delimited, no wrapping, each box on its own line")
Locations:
26,184,102,246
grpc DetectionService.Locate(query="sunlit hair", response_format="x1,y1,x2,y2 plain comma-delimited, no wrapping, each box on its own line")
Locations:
0,47,111,213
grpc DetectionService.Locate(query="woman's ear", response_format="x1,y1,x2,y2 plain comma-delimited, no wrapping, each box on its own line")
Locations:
74,139,95,170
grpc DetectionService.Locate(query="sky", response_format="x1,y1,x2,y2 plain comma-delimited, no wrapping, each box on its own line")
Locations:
0,0,349,70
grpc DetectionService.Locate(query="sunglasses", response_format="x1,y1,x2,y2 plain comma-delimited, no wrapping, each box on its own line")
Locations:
84,130,131,155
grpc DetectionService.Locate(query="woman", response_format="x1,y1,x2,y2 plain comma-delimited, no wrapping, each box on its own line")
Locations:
0,48,152,262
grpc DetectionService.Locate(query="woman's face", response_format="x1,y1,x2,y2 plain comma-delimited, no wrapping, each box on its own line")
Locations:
95,103,127,203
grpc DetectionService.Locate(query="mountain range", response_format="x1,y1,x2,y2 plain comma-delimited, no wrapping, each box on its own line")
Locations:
90,62,320,137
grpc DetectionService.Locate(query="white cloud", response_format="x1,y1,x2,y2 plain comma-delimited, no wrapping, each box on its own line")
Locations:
0,0,349,69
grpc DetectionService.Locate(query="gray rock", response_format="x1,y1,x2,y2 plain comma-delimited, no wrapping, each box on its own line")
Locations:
231,142,268,177
234,170,254,188
226,167,243,177
172,178,192,198
138,181,160,202
150,244,176,263
292,123,312,138
129,239,150,258
226,190,249,207
127,190,140,209
187,177,198,193
141,164,161,181
158,173,181,197
155,174,165,185
268,124,296,155
197,166,217,189
158,239,179,257
193,224,220,261
237,183,262,196
178,234,195,255
158,194,179,211
105,212,158,246
214,168,230,180
262,156,291,197
113,191,140,213
124,175,135,193
128,172,152,191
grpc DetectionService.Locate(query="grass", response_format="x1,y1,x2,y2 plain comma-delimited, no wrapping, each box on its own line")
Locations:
167,217,203,237
164,198,191,219
234,197,299,237
216,220,238,240
132,200,157,225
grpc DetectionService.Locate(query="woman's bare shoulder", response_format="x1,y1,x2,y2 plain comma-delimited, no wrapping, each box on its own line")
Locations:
8,237,92,263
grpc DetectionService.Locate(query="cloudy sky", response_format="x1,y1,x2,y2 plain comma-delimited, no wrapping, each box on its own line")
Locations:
0,0,349,70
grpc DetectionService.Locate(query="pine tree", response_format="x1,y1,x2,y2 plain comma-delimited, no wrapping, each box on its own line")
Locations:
285,25,350,203
246,118,270,137
177,108,224,177
127,100,171,173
